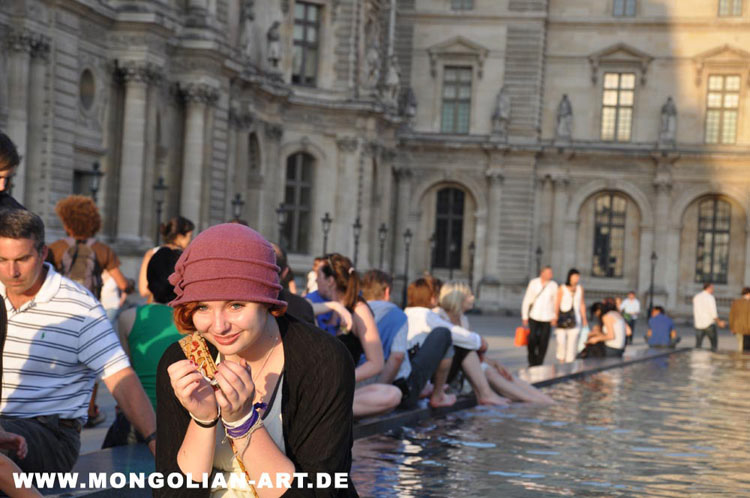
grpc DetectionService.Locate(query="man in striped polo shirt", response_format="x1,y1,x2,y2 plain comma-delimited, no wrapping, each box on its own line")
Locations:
0,209,156,472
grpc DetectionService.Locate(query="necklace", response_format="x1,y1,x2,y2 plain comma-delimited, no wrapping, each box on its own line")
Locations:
250,330,279,396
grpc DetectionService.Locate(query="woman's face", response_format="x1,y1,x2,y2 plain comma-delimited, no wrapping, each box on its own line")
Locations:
316,266,336,300
569,273,580,287
175,231,193,249
191,301,269,357
461,293,475,313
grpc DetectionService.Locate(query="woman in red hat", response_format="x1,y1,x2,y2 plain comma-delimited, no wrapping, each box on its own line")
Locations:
155,224,357,497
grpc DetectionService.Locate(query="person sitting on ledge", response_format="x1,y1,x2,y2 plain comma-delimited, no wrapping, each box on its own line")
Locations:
585,297,629,357
646,306,681,349
360,270,453,410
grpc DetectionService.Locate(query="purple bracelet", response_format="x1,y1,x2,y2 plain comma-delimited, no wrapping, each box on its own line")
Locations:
225,402,267,439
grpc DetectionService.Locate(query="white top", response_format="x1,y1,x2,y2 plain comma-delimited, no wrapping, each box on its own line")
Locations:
693,290,718,329
604,311,627,350
620,297,641,318
404,307,482,351
559,284,583,328
521,277,558,322
99,273,121,311
0,264,131,421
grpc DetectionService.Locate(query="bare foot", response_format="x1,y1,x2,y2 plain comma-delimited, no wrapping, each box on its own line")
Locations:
419,382,434,399
429,392,457,408
478,393,511,406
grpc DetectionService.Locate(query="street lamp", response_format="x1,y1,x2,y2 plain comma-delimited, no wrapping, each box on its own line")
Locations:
275,203,288,247
449,241,457,280
231,193,245,220
401,228,413,308
352,217,362,267
153,176,168,244
535,246,543,275
468,241,476,292
90,162,104,204
429,232,436,274
648,251,658,317
378,223,388,270
321,212,333,254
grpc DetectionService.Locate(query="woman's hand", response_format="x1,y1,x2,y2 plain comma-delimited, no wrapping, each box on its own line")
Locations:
167,359,219,421
214,359,256,424
327,302,353,332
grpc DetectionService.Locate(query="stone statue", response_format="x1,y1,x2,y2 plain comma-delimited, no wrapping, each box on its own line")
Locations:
402,87,417,122
384,55,401,106
659,96,677,144
491,86,511,138
363,0,383,89
266,21,281,69
239,0,255,59
556,94,573,140
365,42,381,88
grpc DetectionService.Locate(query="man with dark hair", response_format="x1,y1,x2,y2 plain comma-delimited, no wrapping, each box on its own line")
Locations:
361,269,453,409
693,282,725,352
270,242,314,325
729,287,750,352
0,209,156,472
646,306,680,348
0,132,24,209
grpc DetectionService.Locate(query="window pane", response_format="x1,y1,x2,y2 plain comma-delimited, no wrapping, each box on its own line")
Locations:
459,69,473,82
458,85,472,99
601,108,616,140
443,85,456,99
726,75,741,91
456,103,470,133
293,25,304,41
724,93,739,108
619,90,634,106
603,90,619,106
708,75,724,90
444,69,457,81
722,111,738,144
613,0,624,15
625,0,636,16
620,73,636,89
295,3,305,19
307,5,318,21
434,188,464,269
306,27,317,43
707,92,723,108
705,111,721,143
442,105,455,132
603,73,620,89
617,108,632,141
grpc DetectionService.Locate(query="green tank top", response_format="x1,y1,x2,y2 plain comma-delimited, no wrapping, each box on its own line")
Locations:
128,304,183,410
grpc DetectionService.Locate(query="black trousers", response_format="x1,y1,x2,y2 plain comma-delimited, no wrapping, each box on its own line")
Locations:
527,319,551,366
695,324,718,352
397,327,452,409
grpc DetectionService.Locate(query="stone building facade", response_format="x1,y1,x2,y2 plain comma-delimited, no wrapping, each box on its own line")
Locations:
1,0,749,316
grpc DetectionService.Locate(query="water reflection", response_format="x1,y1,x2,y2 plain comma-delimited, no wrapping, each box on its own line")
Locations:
352,351,750,496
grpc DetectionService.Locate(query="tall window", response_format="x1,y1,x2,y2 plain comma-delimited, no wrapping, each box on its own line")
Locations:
441,67,472,134
601,72,635,142
434,187,464,269
592,193,627,278
705,75,740,144
292,2,320,86
696,197,731,284
451,0,474,9
719,0,742,16
282,153,314,253
613,0,636,16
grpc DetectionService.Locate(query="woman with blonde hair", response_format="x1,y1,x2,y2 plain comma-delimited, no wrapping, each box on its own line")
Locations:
438,281,554,404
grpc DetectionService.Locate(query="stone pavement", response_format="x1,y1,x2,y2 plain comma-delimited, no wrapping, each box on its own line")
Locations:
79,313,737,455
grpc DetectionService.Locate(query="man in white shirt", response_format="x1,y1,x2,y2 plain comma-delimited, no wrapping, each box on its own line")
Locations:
693,283,726,352
521,266,558,366
0,209,156,472
620,291,641,345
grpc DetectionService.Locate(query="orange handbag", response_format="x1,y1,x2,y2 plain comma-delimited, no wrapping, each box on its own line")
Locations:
514,326,530,347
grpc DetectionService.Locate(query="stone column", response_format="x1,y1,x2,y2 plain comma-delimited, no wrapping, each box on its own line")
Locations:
536,174,554,266
117,61,161,241
335,136,359,256
5,30,34,203
180,83,219,229
550,173,569,276
24,35,50,213
393,166,413,276
359,142,377,268
483,168,504,281
653,166,675,307
378,147,397,273
260,123,283,240
227,105,254,221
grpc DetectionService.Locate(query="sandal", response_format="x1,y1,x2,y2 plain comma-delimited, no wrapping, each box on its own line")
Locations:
85,407,107,428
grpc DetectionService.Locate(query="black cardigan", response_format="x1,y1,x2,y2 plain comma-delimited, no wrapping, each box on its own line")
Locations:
155,314,358,497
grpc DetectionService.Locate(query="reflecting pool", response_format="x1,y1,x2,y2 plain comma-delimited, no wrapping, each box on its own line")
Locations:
352,351,750,496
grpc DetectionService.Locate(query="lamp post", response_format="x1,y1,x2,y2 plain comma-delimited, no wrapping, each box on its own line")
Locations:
401,228,413,308
90,162,104,204
648,251,658,317
535,246,543,275
449,241,457,280
275,203,288,247
153,176,168,244
378,223,388,270
429,232,436,274
352,217,362,267
468,241,476,292
321,212,333,254
231,193,245,220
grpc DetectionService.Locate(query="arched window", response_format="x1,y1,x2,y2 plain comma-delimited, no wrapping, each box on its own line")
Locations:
696,197,731,284
592,192,627,278
434,187,465,269
282,153,314,253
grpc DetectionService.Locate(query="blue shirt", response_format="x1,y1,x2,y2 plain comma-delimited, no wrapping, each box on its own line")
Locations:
648,313,675,346
306,290,339,336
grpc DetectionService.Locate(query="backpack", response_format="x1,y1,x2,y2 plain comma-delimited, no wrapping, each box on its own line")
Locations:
60,237,103,299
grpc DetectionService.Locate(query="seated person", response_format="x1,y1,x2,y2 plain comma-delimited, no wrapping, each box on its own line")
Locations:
270,243,314,325
437,281,553,404
578,302,606,358
406,278,506,407
585,298,629,357
646,306,681,348
361,270,453,409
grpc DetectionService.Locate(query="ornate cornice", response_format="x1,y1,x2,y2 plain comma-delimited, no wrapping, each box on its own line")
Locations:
229,106,254,129
336,136,359,153
264,122,283,141
6,29,49,58
180,82,220,105
119,61,164,85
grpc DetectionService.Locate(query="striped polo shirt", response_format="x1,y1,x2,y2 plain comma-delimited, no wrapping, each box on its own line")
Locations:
0,263,130,422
